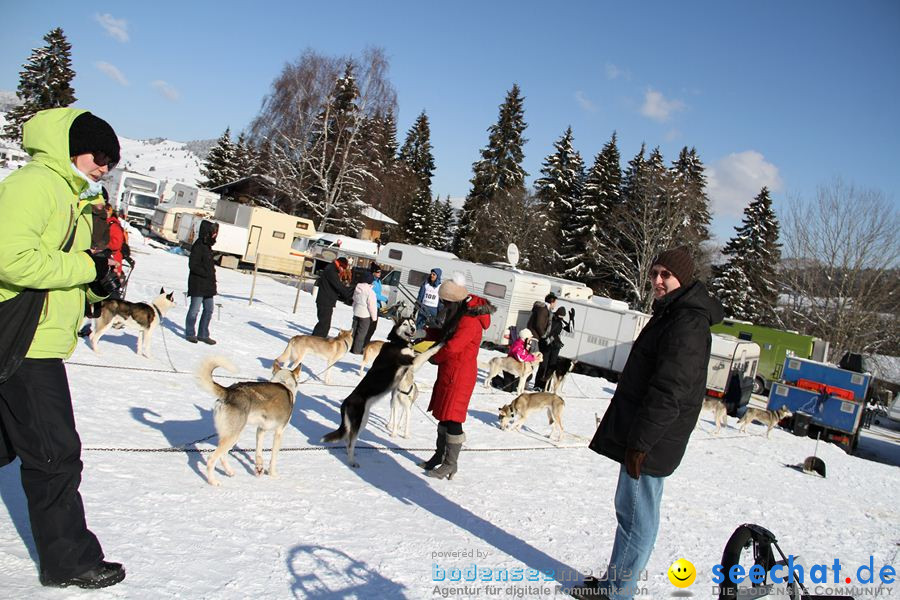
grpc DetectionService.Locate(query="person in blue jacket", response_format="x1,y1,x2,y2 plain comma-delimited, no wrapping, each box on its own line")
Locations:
364,263,389,345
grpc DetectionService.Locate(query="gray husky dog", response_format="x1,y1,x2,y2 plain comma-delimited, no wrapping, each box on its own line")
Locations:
197,357,302,486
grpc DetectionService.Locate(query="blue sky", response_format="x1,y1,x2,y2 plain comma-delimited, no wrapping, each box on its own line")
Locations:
3,1,899,241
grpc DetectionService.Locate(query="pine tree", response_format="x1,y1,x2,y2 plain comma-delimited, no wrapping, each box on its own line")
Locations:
199,128,240,189
454,84,528,262
533,126,584,276
569,132,621,284
233,132,258,177
437,196,457,252
398,111,435,244
710,261,760,321
711,187,782,324
671,147,712,252
3,27,77,144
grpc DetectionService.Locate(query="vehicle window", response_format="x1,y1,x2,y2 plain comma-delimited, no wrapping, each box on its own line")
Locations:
738,332,752,341
389,249,403,260
272,231,285,239
382,270,401,286
408,270,427,287
483,281,506,298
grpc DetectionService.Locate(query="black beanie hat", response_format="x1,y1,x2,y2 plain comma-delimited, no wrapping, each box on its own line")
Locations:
69,112,120,164
652,246,695,286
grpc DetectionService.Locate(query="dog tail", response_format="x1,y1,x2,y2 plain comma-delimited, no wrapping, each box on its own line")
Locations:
196,356,237,399
321,404,347,443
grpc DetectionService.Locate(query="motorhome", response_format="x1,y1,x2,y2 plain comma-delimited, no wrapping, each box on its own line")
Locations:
305,233,380,273
105,169,163,232
706,334,761,415
377,243,553,346
711,319,829,395
177,198,317,271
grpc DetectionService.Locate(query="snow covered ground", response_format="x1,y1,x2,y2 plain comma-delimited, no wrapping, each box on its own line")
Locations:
0,240,898,599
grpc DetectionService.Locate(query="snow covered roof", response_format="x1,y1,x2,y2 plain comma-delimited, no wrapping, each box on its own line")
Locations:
361,205,398,225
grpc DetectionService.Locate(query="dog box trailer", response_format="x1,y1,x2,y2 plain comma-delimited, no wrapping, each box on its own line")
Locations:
150,205,213,244
710,319,830,395
377,243,553,346
105,169,163,233
706,334,761,416
769,357,872,452
177,199,317,272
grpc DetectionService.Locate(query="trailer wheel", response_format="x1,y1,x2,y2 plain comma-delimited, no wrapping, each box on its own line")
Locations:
751,376,766,396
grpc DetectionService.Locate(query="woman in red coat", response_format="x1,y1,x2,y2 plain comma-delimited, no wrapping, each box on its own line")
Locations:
419,278,495,480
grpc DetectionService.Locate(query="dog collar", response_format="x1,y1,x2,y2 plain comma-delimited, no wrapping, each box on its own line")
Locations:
153,304,163,321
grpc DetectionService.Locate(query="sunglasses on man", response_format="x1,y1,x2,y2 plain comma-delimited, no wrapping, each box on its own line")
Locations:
650,268,673,280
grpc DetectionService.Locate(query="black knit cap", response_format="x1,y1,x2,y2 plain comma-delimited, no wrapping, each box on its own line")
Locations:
652,246,695,286
68,112,120,164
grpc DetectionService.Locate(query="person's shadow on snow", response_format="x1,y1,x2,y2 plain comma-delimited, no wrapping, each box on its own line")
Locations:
0,459,39,564
286,544,407,599
130,406,218,480
291,393,579,589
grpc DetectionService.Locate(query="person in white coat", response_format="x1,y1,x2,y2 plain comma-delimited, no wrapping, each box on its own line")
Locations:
350,271,377,354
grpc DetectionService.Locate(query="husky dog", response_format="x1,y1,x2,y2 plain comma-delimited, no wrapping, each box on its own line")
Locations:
738,405,792,438
322,317,443,467
483,353,543,396
197,356,302,486
89,288,176,358
358,340,385,376
272,329,353,385
386,366,418,439
544,357,577,394
698,398,728,434
498,392,566,441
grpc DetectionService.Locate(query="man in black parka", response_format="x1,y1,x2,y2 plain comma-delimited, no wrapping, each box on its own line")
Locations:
311,257,353,338
576,246,724,600
185,220,218,344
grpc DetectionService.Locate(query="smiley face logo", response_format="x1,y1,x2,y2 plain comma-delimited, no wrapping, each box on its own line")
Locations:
667,558,696,588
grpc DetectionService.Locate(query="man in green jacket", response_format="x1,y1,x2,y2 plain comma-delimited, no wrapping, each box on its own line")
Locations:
0,108,126,589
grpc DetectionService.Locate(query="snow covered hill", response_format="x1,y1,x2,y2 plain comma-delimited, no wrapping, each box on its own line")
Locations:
0,241,897,599
0,110,208,186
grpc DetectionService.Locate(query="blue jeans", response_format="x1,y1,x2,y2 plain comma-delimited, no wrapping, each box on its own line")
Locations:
416,305,437,329
602,464,665,600
185,296,213,338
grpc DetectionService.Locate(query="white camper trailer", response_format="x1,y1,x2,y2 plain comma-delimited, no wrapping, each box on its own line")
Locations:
706,334,761,415
160,182,219,211
377,243,553,345
177,198,317,272
150,205,214,244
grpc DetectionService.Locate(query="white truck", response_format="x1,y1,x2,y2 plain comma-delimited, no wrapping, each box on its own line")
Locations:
105,169,163,233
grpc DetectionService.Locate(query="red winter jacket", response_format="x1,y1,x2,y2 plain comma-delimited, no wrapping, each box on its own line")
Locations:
427,295,495,423
106,216,125,275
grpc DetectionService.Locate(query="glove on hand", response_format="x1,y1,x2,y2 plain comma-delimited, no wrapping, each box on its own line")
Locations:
125,256,135,268
85,250,121,297
624,448,647,480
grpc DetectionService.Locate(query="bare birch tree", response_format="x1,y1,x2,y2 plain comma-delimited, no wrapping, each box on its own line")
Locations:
780,179,900,357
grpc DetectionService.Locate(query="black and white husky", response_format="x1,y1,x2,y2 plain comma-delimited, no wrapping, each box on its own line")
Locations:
322,317,443,467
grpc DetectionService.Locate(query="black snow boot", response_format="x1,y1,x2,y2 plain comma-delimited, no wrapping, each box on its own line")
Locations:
418,424,447,471
426,433,464,480
40,561,126,589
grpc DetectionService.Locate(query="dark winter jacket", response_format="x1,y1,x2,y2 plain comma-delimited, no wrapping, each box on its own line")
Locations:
187,220,218,297
589,281,724,477
546,315,571,349
315,261,353,308
90,204,110,252
527,301,551,339
427,295,495,422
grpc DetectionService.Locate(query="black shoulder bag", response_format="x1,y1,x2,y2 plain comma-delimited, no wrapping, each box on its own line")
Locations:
0,221,78,384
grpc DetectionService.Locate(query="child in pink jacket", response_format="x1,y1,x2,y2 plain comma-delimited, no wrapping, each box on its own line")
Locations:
508,328,539,362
